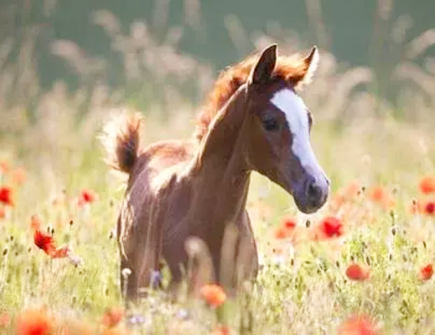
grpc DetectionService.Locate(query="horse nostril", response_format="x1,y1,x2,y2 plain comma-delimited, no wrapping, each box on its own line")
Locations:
306,180,322,201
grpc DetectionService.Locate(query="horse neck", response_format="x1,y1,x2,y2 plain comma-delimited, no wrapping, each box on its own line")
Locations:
188,86,251,239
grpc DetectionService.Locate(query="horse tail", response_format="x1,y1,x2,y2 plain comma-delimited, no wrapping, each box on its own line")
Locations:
100,113,142,174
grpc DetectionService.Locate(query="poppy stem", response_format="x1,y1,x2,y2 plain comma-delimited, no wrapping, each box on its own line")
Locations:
215,305,225,324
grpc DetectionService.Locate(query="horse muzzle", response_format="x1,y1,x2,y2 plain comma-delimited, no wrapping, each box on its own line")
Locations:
293,174,330,214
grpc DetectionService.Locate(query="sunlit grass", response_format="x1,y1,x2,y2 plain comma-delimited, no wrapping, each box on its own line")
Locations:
0,110,434,334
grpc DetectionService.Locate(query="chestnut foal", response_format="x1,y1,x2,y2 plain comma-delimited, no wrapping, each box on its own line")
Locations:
103,45,329,300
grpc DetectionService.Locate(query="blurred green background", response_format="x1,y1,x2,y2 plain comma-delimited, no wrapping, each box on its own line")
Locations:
1,0,435,144
2,0,434,95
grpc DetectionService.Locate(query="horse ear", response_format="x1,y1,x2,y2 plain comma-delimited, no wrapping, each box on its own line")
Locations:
299,46,320,86
249,44,277,85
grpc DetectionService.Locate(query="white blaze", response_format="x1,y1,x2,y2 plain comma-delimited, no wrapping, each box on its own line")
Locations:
270,88,319,169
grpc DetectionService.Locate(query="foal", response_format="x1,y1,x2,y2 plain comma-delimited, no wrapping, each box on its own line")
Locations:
102,44,329,300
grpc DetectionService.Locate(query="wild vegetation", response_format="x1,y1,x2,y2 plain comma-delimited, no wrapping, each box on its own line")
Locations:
0,1,434,334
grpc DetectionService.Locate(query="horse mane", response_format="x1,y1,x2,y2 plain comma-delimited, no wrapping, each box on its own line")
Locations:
194,50,312,141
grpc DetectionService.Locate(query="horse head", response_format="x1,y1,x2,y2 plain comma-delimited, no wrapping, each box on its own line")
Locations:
244,45,329,213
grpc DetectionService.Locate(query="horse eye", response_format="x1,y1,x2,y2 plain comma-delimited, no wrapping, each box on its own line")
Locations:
262,117,280,132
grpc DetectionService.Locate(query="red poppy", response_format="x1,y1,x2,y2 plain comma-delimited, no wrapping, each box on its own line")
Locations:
102,307,124,328
419,264,433,281
283,218,296,229
211,325,230,335
51,246,70,258
200,284,227,308
338,315,377,335
368,186,394,209
78,189,97,207
320,216,343,238
410,199,435,216
16,308,53,335
419,176,435,194
33,230,70,259
34,230,56,256
274,218,296,239
424,201,435,215
346,263,370,281
274,227,287,239
0,186,13,206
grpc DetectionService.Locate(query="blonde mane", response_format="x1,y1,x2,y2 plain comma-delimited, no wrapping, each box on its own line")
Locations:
194,50,313,141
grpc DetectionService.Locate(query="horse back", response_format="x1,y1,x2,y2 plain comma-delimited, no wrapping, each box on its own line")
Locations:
130,139,195,184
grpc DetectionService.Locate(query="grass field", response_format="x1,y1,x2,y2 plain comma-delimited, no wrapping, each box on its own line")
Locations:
0,107,434,334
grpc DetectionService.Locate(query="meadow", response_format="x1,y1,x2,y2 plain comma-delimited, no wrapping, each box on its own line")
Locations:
1,5,435,335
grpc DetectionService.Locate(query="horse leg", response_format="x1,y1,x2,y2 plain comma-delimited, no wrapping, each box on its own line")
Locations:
119,255,139,302
119,233,161,301
135,205,165,295
118,219,160,301
235,211,259,286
